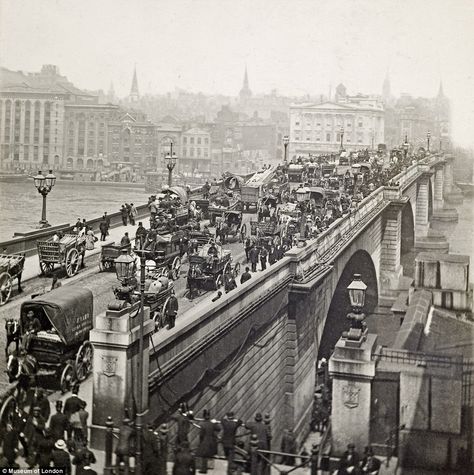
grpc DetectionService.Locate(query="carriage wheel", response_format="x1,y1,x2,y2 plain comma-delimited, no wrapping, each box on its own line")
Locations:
0,395,16,430
273,235,281,247
159,297,173,330
0,272,13,306
39,261,54,276
170,257,181,281
233,262,241,278
158,266,169,278
215,274,223,290
60,363,75,394
65,248,80,277
240,223,247,242
75,342,93,381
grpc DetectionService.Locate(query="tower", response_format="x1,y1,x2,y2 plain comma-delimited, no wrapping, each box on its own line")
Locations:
107,81,116,103
129,66,139,102
239,66,252,101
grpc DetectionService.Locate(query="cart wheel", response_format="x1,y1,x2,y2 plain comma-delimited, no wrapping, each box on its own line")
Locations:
170,257,181,281
215,274,223,290
0,395,16,430
39,262,54,276
233,262,241,278
65,248,81,277
273,235,281,247
98,260,104,272
60,363,75,394
0,272,13,306
160,297,172,329
158,266,169,278
75,341,93,381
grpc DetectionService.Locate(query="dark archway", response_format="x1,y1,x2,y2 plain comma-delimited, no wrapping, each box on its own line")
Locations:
401,201,415,277
317,250,378,360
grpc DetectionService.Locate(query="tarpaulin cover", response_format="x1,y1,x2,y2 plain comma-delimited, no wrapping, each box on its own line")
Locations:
167,186,188,203
21,286,93,346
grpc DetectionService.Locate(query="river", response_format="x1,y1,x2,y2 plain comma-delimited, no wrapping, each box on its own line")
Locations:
0,181,149,241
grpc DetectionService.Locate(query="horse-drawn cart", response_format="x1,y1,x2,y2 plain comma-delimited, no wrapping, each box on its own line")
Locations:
187,242,240,296
8,286,94,393
99,242,131,272
250,219,282,247
0,253,25,305
37,233,86,277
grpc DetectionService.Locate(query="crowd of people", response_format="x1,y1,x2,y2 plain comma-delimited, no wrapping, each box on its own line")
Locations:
0,384,97,474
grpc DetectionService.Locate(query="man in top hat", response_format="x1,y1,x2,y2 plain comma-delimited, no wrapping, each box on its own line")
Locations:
220,411,242,474
342,443,359,469
245,413,269,451
51,439,71,474
49,400,69,442
64,384,84,440
195,410,219,474
172,404,192,446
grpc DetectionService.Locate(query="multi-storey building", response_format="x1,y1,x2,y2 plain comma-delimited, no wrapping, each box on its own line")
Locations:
289,100,385,157
180,127,211,176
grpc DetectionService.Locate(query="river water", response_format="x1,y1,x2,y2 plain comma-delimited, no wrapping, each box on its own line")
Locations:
0,181,149,241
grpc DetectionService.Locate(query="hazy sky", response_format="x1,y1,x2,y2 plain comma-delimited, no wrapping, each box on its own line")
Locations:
1,0,473,146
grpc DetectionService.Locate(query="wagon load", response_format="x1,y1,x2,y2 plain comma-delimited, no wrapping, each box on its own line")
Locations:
0,253,25,305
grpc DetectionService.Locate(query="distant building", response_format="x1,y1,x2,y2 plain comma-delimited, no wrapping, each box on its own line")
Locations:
180,127,211,176
289,100,385,156
129,66,139,103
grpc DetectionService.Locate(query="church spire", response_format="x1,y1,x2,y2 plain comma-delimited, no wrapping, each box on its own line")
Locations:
130,65,139,102
239,65,251,101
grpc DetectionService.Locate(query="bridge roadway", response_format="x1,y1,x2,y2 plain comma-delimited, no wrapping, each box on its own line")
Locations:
0,217,252,390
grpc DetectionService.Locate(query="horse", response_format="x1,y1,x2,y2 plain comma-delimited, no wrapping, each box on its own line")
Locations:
6,353,39,408
5,319,20,357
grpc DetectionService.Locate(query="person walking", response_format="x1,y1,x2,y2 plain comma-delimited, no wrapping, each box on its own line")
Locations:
135,222,147,249
244,237,252,262
143,424,160,475
248,245,259,273
99,217,108,242
156,423,169,475
49,400,69,442
51,439,71,475
173,441,196,475
85,228,96,251
220,411,242,474
72,439,97,475
129,203,138,226
259,247,268,271
240,267,252,284
77,401,89,444
2,423,20,468
36,429,55,468
120,232,131,249
196,410,219,474
172,404,192,447
64,385,84,440
120,205,128,226
280,429,297,465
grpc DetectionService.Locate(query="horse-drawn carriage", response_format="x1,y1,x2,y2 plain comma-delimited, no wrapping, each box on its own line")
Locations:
37,233,86,277
99,242,131,272
250,218,283,248
187,242,240,296
6,286,94,393
0,253,25,305
214,209,247,243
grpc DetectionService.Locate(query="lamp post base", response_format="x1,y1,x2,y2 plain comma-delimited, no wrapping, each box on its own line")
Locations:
37,220,51,229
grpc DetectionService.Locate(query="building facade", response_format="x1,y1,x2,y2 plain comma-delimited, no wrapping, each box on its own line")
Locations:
181,127,211,177
289,101,385,157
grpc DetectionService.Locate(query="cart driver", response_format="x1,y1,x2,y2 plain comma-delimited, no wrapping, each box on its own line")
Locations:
22,310,41,350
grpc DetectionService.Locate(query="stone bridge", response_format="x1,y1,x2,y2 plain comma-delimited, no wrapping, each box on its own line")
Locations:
91,153,463,448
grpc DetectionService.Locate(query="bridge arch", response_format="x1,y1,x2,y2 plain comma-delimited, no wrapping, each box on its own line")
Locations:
317,249,378,360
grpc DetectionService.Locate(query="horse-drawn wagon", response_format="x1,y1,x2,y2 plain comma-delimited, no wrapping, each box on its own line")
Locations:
250,218,282,247
99,242,131,272
214,209,247,243
37,233,86,277
6,286,94,393
0,253,25,305
187,242,240,296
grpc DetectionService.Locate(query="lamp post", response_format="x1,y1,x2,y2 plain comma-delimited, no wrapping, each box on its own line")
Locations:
339,126,344,151
403,135,409,161
114,250,146,475
165,142,178,187
283,135,289,162
426,131,431,152
296,186,310,245
344,274,368,342
33,170,56,228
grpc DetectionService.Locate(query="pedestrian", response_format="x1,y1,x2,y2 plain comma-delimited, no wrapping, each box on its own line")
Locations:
244,237,252,262
259,247,268,271
49,400,69,442
342,443,359,470
115,418,135,466
172,404,192,447
36,428,55,468
143,424,160,475
245,413,269,450
51,439,71,475
135,222,147,249
129,203,138,226
120,205,128,226
173,441,196,475
220,411,242,473
64,385,84,440
34,388,51,423
196,409,219,474
74,218,83,232
120,232,131,249
280,429,297,465
148,198,158,220
24,406,46,468
248,245,259,273
240,267,252,284
77,401,89,443
224,272,237,293
99,218,108,242
85,228,96,251
2,423,20,468
72,439,97,475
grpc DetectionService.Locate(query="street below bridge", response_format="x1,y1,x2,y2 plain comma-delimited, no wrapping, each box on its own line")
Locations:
0,215,254,390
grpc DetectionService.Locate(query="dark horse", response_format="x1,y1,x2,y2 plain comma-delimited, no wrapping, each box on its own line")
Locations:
5,319,20,357
6,353,38,408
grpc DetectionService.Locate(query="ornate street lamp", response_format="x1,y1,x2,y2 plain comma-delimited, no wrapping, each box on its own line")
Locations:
427,131,431,152
296,186,311,244
165,142,178,187
342,273,368,345
283,135,290,162
339,126,344,151
34,169,56,228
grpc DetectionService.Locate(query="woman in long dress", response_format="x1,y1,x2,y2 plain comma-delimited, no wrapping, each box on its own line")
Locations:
85,229,96,250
